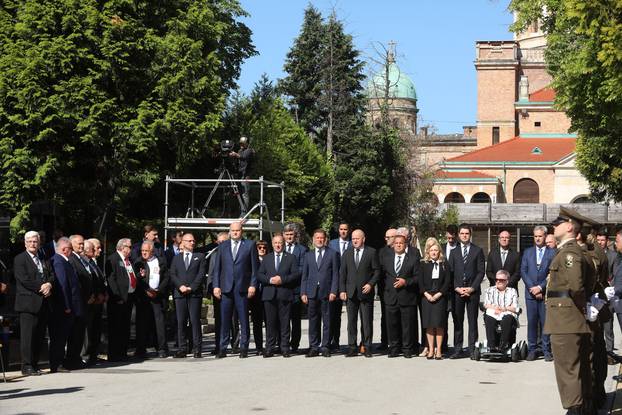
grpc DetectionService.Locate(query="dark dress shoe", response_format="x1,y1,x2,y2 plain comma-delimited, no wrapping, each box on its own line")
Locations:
158,351,168,358
21,366,38,376
449,352,462,360
404,352,413,359
193,352,202,358
50,366,70,373
263,351,274,358
388,351,399,358
345,348,358,357
216,351,227,359
544,354,554,362
364,350,373,358
232,347,240,354
306,349,319,358
256,348,264,356
239,349,248,358
322,349,331,358
525,352,537,361
174,350,187,358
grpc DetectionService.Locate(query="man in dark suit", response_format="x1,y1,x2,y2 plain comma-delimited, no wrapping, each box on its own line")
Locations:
135,240,170,358
14,231,53,375
49,237,83,373
596,229,618,360
257,234,300,357
213,221,259,358
283,223,307,353
521,225,556,361
381,235,420,358
447,223,485,358
328,222,350,350
131,224,165,262
169,233,205,358
66,234,93,369
486,230,521,289
377,228,397,352
441,224,458,353
301,229,339,357
106,238,138,362
339,229,380,357
164,230,184,268
83,238,107,365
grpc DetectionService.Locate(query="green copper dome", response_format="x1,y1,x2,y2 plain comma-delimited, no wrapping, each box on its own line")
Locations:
367,60,417,101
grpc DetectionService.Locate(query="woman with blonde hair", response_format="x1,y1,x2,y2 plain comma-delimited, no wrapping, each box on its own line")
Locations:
419,237,450,359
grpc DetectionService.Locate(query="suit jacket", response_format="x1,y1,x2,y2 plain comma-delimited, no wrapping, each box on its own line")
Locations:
257,251,300,301
301,247,339,299
381,252,420,306
52,253,83,316
68,252,94,309
612,254,622,313
520,245,555,299
14,251,53,313
339,245,381,300
213,238,258,294
419,261,450,297
134,256,170,300
107,251,138,303
169,251,206,298
486,247,521,288
329,238,350,256
164,244,181,268
604,248,617,281
447,243,485,294
88,257,108,296
284,242,306,294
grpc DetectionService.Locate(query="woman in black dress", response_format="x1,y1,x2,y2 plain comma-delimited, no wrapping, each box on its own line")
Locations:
420,237,450,359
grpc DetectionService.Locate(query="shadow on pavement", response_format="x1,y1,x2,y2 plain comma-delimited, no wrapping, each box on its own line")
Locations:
0,386,83,400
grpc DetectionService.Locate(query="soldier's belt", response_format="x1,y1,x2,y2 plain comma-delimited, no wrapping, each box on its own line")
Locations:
547,290,570,298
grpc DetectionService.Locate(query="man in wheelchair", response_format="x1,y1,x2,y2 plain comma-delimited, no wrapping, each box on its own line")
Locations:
478,270,523,359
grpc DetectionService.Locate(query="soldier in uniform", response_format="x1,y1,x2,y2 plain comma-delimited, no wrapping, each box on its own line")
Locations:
577,227,611,411
545,207,595,415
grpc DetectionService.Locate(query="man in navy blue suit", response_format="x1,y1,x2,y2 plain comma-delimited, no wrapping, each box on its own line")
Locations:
301,229,339,357
257,234,300,357
49,237,83,373
521,225,555,361
283,223,307,353
447,224,485,359
213,221,259,358
328,221,351,351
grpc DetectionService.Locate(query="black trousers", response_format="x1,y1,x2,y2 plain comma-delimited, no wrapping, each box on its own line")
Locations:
290,297,302,350
452,292,480,351
84,303,103,361
134,295,152,354
484,314,516,348
107,294,135,360
379,294,388,347
329,299,343,348
19,307,49,368
175,296,202,353
249,294,264,351
49,311,74,369
264,299,291,351
346,295,373,349
591,323,607,408
66,314,86,365
308,297,331,350
386,304,415,354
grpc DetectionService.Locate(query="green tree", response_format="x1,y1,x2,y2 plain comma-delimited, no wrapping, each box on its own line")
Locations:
510,0,622,200
221,77,335,231
0,0,255,237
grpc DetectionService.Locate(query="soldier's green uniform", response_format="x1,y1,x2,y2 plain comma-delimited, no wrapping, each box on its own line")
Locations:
544,237,593,412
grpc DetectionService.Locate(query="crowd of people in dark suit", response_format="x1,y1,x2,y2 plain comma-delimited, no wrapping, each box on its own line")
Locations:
8,216,622,403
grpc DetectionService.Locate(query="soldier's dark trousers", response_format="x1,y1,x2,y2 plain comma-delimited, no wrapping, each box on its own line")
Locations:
550,333,592,409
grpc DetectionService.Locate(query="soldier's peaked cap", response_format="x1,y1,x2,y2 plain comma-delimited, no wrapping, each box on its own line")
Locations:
550,206,598,227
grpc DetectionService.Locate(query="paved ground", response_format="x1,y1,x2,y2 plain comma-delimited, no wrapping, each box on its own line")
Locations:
1,282,620,415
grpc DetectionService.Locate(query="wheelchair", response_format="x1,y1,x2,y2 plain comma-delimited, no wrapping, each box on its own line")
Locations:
472,302,527,362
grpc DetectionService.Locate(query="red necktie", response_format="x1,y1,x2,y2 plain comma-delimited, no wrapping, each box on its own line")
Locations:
125,257,137,289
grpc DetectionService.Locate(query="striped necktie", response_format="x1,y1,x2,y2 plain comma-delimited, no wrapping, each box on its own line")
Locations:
462,245,468,264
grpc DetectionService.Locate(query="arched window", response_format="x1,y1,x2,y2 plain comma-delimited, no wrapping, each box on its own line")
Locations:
444,192,465,203
571,195,592,203
513,178,539,203
471,192,491,203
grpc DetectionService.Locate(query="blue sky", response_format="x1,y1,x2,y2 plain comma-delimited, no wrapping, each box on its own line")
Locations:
236,0,514,134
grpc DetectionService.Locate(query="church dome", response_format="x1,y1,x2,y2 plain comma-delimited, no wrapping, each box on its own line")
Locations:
367,58,417,101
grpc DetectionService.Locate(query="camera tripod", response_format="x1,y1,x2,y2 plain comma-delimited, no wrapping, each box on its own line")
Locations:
199,162,247,217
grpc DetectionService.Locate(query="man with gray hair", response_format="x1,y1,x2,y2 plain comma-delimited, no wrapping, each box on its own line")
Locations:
106,238,137,361
14,231,53,375
520,225,555,361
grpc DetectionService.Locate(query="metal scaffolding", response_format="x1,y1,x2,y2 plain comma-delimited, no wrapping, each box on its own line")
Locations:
163,176,285,243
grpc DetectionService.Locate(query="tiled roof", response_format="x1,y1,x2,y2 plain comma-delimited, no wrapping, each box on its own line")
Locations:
529,87,556,102
435,170,498,180
445,137,575,163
